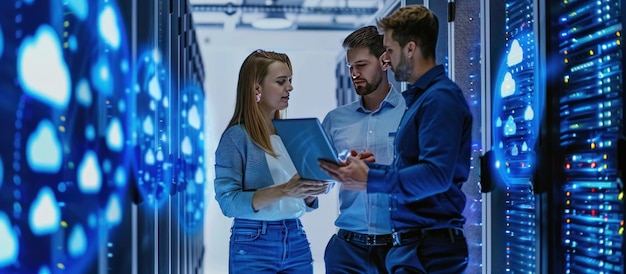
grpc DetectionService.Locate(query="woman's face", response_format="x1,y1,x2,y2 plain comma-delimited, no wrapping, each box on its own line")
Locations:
258,61,293,113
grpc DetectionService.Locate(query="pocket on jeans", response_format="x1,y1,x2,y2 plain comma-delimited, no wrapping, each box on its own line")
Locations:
231,227,261,242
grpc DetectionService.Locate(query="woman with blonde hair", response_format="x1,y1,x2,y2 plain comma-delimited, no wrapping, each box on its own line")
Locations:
214,49,329,273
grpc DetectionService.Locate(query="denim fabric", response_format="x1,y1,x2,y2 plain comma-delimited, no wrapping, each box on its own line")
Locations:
324,234,392,274
385,233,468,274
229,218,313,274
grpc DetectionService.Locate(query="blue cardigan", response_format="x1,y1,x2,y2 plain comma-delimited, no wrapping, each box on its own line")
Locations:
214,124,318,218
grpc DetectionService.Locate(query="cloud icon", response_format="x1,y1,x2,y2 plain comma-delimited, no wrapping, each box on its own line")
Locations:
78,150,102,194
148,74,162,101
181,136,192,155
188,105,201,130
106,118,124,152
143,116,154,136
0,211,18,267
29,186,61,236
105,194,122,225
98,6,121,50
507,39,523,67
76,78,93,107
27,120,63,173
67,0,89,21
68,224,87,257
18,25,71,109
500,72,515,98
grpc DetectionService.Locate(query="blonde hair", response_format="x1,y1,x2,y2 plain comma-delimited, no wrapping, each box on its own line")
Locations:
227,49,293,155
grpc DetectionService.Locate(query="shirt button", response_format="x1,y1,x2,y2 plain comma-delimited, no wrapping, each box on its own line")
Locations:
369,130,373,134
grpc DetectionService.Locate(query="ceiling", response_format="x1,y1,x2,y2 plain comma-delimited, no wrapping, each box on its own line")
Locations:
189,0,387,31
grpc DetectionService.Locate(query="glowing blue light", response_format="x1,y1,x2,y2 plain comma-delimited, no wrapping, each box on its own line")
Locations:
98,6,120,49
114,166,126,188
106,118,124,152
105,194,122,225
181,137,192,155
38,266,51,274
77,151,102,194
195,168,205,184
163,96,169,108
156,150,164,161
511,145,519,156
66,0,89,21
145,149,155,165
0,212,18,267
524,105,534,120
504,115,517,136
500,72,515,97
149,75,162,100
521,142,528,152
496,116,502,127
143,116,154,135
91,57,112,95
0,24,4,59
507,39,523,67
68,35,77,51
85,124,95,141
28,187,60,236
27,120,63,173
188,105,201,130
68,224,87,257
76,79,92,107
18,25,71,109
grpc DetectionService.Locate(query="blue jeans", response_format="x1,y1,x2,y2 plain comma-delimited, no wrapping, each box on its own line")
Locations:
229,218,313,274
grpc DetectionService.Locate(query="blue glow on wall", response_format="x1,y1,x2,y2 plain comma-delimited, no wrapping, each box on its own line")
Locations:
0,0,132,272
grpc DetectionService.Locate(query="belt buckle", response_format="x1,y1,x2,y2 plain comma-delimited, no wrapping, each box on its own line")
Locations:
366,235,376,245
391,232,401,246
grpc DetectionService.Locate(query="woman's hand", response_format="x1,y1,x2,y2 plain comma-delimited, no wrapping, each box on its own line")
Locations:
281,174,330,199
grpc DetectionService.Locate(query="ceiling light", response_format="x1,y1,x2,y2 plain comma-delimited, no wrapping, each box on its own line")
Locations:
251,12,294,30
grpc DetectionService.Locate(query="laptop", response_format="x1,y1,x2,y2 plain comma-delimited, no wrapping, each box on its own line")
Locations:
272,118,340,181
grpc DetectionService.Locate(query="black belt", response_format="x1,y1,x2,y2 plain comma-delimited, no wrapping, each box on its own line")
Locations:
337,227,464,247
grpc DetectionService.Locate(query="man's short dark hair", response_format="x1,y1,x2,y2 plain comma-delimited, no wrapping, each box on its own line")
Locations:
377,5,439,60
342,26,386,57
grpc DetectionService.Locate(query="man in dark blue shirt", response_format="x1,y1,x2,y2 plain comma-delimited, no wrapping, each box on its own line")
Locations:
320,5,472,273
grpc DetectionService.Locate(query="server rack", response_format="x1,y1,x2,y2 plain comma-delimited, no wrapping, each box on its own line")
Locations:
483,0,624,272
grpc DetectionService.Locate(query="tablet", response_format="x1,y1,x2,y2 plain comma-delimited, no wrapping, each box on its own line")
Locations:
272,118,340,181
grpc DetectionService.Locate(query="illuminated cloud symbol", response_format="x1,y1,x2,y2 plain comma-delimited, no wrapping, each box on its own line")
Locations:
504,115,517,136
495,116,502,127
114,166,126,188
90,57,113,95
98,5,121,50
145,149,155,165
78,151,102,194
156,150,164,162
181,136,192,155
195,167,205,184
0,211,18,267
38,266,51,274
500,72,515,98
85,124,95,141
143,116,154,136
524,105,534,120
66,0,89,21
163,96,169,108
105,194,122,225
148,74,162,100
28,186,61,236
75,78,92,107
188,105,201,130
507,39,523,67
27,120,63,173
68,224,87,257
18,25,71,109
511,144,519,156
106,118,124,152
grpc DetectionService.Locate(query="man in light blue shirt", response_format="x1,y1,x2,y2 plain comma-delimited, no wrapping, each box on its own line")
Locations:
322,26,405,274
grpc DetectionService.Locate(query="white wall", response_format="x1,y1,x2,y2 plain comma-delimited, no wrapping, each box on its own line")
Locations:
198,29,351,274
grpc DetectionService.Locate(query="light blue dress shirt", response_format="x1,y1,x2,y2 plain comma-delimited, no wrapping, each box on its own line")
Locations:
322,86,405,235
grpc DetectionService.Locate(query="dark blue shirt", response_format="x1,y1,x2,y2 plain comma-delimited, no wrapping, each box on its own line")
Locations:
367,65,472,231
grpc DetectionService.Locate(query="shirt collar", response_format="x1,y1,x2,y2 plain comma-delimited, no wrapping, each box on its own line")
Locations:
355,84,402,113
404,64,446,97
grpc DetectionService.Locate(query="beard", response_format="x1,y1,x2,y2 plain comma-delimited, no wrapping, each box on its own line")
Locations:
392,53,412,82
354,75,382,96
